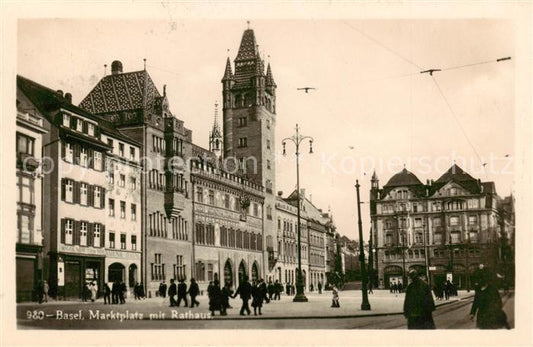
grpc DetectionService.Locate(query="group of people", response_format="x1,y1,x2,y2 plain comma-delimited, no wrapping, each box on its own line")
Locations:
103,280,127,304
433,280,458,300
403,268,510,330
133,282,146,300
167,278,201,308
389,281,404,293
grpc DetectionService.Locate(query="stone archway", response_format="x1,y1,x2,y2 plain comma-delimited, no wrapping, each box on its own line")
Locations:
128,264,138,288
238,260,247,282
108,263,125,283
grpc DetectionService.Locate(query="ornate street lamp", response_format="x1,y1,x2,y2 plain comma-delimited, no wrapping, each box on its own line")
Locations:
355,180,371,310
282,124,313,302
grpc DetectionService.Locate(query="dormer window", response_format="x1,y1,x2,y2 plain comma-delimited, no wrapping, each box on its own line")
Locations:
63,114,70,127
76,118,83,132
88,123,95,136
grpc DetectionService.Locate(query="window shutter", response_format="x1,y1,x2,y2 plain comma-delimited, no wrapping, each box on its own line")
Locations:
73,181,80,204
100,225,106,248
87,223,93,247
101,188,106,208
61,218,66,244
74,221,80,245
87,148,94,169
61,178,66,201
87,185,94,207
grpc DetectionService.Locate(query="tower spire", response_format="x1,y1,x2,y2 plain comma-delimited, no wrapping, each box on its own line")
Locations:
222,56,233,81
266,62,276,87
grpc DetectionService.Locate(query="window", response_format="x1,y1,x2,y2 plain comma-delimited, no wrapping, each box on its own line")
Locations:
119,143,125,157
16,133,35,156
120,201,126,219
63,113,70,127
18,214,30,244
433,202,442,212
93,151,102,171
76,118,83,132
433,218,441,227
385,234,392,245
108,172,115,185
174,255,185,280
451,232,460,244
468,199,479,209
120,233,126,249
108,198,115,217
88,123,95,136
469,231,478,243
468,216,477,225
415,233,423,244
195,261,205,282
267,205,272,220
266,139,271,149
414,218,422,227
80,222,88,246
131,235,137,250
119,174,125,187
107,139,114,153
109,232,115,248
224,194,230,209
93,224,101,247
450,216,460,226
80,183,88,205
208,263,214,281
79,148,87,167
238,117,247,127
196,188,203,203
267,160,271,170
152,253,164,281
94,187,102,208
65,142,73,162
266,119,271,129
65,179,74,203
129,147,135,160
130,177,136,190
434,233,443,244
131,204,137,221
253,203,259,217
209,190,215,205
65,219,73,244
238,137,247,148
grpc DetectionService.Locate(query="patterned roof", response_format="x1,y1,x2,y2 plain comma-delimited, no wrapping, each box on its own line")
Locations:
222,57,233,81
235,29,258,62
79,70,161,114
266,63,276,87
384,168,423,187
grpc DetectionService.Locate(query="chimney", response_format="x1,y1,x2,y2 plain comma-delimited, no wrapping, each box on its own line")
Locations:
56,90,63,97
64,93,72,103
111,60,123,75
277,191,283,197
300,188,306,198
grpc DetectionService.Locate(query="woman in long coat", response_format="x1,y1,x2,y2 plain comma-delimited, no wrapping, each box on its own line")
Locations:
208,280,222,316
470,272,510,329
251,280,263,315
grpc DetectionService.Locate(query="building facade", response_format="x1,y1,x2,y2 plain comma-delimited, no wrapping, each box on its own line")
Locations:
16,84,49,302
370,165,503,290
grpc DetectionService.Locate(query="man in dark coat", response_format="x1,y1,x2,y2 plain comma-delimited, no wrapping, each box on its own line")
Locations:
274,280,282,300
318,281,323,294
177,279,188,307
403,269,436,329
159,281,167,298
111,281,119,304
286,282,290,296
259,279,269,304
232,276,252,316
251,280,263,315
138,282,145,299
168,279,177,307
470,272,510,329
119,280,126,304
267,279,274,301
220,282,232,316
188,278,200,307
103,282,111,304
208,280,222,316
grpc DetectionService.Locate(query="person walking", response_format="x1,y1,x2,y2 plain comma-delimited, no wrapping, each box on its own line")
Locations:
220,282,232,316
111,281,119,304
398,282,403,293
470,271,510,329
403,269,436,329
168,279,177,307
285,282,290,296
90,281,98,302
208,280,222,316
259,279,269,304
368,280,374,294
119,280,126,304
139,282,146,299
318,281,323,294
274,280,281,300
444,280,452,300
188,278,200,307
331,286,340,307
232,276,252,316
159,281,167,298
251,280,264,315
267,279,274,301
104,283,111,304
177,278,188,307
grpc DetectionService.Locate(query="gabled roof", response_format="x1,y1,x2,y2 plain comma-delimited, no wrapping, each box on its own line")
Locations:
430,164,484,195
79,70,161,114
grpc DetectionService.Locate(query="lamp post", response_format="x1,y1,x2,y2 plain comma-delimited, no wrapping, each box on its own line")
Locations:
355,180,371,310
282,124,313,302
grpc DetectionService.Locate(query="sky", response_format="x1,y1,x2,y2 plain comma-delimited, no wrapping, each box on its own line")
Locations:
17,18,515,242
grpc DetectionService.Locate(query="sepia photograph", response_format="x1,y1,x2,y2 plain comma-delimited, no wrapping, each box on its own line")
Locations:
1,1,532,346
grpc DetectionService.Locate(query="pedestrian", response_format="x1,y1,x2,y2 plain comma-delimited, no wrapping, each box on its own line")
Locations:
274,280,281,300
398,282,403,293
220,282,232,316
368,281,374,295
188,278,200,307
259,279,269,304
318,281,323,294
90,281,98,302
104,282,111,304
267,279,274,301
111,280,119,304
251,280,264,315
177,278,188,307
291,283,295,295
444,280,452,300
159,281,167,298
119,280,126,304
208,280,222,316
83,282,91,302
331,286,340,307
403,269,436,329
285,282,290,296
470,271,510,329
232,276,252,316
168,279,177,307
139,282,146,299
